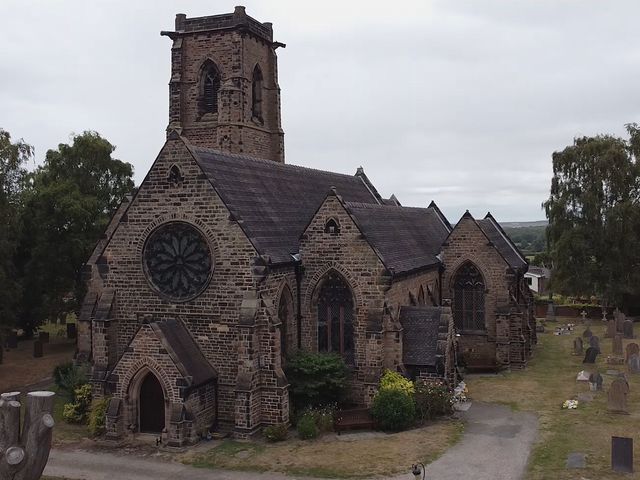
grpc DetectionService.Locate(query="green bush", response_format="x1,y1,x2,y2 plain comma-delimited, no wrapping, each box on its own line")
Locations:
263,423,288,442
88,396,110,437
285,351,349,410
53,362,87,401
297,405,335,432
63,383,92,424
414,380,453,422
379,370,415,395
371,388,416,431
296,413,319,440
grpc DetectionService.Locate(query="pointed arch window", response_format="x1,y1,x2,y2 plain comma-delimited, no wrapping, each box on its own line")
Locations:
200,61,220,116
251,65,263,123
317,272,355,365
278,285,295,361
453,262,486,331
417,286,426,305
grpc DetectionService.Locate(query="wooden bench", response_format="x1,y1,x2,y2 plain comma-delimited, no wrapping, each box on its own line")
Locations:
334,407,375,434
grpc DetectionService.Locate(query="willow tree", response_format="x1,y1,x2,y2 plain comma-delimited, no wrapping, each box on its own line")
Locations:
543,124,640,307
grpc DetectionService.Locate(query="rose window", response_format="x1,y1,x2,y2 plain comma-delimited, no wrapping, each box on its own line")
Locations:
143,222,212,300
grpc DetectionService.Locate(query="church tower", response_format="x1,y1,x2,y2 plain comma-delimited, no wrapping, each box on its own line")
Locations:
162,6,285,162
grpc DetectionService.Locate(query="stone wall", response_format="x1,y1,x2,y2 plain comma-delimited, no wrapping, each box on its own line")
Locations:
299,193,388,404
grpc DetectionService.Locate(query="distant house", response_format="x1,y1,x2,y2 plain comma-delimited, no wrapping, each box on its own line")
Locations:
525,266,550,294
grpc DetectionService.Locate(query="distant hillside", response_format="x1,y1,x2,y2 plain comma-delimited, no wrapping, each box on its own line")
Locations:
501,220,548,229
502,222,547,255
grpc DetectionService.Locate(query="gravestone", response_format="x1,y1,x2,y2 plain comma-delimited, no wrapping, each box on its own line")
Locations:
613,335,624,356
566,452,586,469
546,303,555,322
625,342,639,361
607,377,630,413
576,370,590,382
580,310,588,323
582,327,593,339
583,347,599,364
617,312,626,333
67,323,77,340
612,436,633,473
7,332,18,349
589,372,603,391
589,335,600,353
573,337,583,356
33,340,43,358
39,331,50,344
628,354,640,374
623,320,634,339
605,319,616,338
536,324,545,333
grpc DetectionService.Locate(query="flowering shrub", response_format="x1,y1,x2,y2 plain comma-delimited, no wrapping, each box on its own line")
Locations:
562,399,578,409
414,380,454,421
379,370,415,395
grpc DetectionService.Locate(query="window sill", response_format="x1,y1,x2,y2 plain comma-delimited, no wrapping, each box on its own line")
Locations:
458,330,488,336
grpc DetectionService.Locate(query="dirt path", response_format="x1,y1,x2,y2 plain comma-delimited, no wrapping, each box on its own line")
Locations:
44,402,537,480
393,402,538,480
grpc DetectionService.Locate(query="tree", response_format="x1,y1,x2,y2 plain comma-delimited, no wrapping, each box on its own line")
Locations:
543,124,640,308
0,129,32,331
16,132,134,332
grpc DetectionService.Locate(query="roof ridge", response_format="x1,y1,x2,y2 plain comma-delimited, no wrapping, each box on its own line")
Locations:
191,146,363,181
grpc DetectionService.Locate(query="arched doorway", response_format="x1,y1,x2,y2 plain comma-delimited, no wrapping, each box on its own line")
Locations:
317,271,355,365
139,372,165,433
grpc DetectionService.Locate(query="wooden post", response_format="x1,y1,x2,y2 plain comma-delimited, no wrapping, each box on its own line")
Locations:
0,391,55,480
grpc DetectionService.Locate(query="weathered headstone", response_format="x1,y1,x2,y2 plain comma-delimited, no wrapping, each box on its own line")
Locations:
623,319,634,339
582,327,593,339
33,340,43,358
7,332,18,349
613,335,624,356
67,323,77,340
576,370,590,382
566,452,586,469
573,337,583,356
625,342,639,361
628,354,640,374
608,377,630,413
589,372,603,391
617,312,626,332
580,310,588,323
589,335,600,353
605,319,616,338
583,347,599,364
39,331,50,344
546,303,555,322
612,436,633,473
536,324,545,333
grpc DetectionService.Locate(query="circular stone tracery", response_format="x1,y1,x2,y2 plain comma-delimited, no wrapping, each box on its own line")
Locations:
143,222,212,300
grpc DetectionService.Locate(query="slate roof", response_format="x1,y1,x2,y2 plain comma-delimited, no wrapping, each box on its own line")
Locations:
152,319,217,388
190,146,381,264
477,215,527,271
399,306,442,366
345,203,450,274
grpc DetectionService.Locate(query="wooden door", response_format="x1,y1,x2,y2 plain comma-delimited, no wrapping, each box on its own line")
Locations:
139,373,165,433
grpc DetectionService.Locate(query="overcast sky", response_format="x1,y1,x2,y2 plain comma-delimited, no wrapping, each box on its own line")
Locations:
2,1,639,222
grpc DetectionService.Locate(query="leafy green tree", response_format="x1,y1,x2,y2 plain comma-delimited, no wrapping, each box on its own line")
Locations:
16,132,134,332
543,124,640,307
0,129,32,331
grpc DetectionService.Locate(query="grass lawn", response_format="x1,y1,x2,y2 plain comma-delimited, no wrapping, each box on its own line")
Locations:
467,319,640,479
183,420,463,478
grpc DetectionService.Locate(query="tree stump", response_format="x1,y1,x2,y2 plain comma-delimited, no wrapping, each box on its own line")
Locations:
0,391,55,480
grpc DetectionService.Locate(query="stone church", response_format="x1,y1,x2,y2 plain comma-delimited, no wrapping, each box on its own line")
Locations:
76,7,536,446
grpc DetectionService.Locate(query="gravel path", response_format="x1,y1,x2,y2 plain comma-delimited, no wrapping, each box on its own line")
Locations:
395,402,539,480
44,402,537,480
